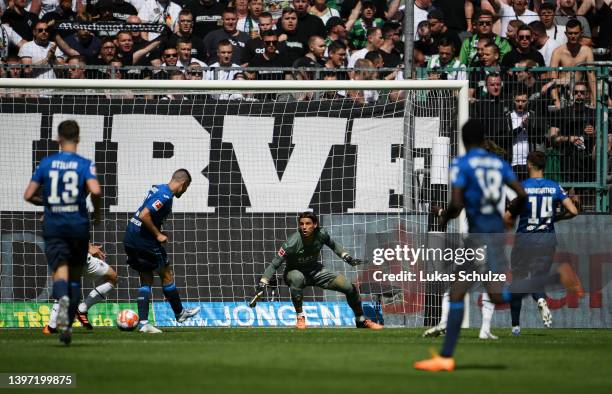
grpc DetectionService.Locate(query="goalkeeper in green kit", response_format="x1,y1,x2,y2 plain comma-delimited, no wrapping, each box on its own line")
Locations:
252,212,383,330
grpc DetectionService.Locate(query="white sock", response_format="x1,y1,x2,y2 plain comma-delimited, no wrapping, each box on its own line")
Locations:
481,292,495,333
48,302,60,329
439,291,450,327
78,282,115,313
296,312,305,318
140,320,149,325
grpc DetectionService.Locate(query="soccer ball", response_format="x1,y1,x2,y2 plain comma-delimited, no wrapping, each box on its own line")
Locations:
116,309,139,331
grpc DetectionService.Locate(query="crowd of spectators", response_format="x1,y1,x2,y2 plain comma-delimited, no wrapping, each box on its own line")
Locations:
1,1,612,192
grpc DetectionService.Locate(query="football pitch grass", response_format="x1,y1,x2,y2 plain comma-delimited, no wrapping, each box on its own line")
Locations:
1,328,610,394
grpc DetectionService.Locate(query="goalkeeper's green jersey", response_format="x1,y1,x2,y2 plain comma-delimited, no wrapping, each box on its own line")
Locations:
262,228,347,280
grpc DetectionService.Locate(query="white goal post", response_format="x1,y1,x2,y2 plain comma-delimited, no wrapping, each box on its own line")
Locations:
0,78,469,328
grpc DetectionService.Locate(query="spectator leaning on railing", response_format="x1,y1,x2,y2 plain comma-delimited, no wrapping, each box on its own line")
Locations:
248,30,288,80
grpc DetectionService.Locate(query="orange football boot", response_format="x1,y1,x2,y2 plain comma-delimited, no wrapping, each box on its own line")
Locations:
295,315,306,329
413,349,455,372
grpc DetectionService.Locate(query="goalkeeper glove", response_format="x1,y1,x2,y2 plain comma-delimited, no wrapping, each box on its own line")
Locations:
249,281,267,308
343,255,362,267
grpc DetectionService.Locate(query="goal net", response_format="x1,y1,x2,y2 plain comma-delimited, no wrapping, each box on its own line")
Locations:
0,79,468,328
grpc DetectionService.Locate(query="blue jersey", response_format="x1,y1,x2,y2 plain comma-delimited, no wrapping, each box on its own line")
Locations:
451,148,517,233
516,178,567,234
31,152,97,239
123,184,174,249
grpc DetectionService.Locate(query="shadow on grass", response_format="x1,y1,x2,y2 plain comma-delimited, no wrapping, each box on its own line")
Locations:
456,364,507,370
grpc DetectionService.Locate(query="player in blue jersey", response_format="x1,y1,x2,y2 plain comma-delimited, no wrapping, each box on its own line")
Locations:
23,120,102,345
123,169,200,333
413,120,584,372
506,151,579,335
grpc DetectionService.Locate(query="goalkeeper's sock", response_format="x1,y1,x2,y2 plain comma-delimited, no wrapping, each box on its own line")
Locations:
137,285,152,323
79,282,115,313
481,293,494,333
440,300,464,358
163,283,183,317
67,281,81,328
48,302,60,329
510,293,523,327
52,280,68,300
440,292,450,326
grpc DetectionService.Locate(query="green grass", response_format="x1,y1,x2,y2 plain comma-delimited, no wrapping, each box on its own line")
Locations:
1,328,611,394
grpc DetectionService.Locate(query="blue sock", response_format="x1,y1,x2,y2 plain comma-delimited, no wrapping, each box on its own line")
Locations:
502,286,512,303
440,300,464,358
163,283,183,317
137,285,151,323
68,281,81,328
510,293,523,327
52,280,68,300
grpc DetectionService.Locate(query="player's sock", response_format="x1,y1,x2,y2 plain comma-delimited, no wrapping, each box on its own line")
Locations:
532,292,546,301
440,300,464,358
481,293,494,333
52,280,68,300
137,285,152,323
162,283,183,317
78,282,115,313
48,302,60,329
510,293,523,327
440,292,450,326
67,281,81,328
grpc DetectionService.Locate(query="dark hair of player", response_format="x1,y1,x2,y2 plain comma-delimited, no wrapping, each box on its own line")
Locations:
462,119,485,147
172,168,192,183
58,120,80,143
527,151,546,171
298,212,318,226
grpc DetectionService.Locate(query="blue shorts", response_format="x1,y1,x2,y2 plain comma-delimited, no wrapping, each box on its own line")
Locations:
44,237,89,271
124,245,169,273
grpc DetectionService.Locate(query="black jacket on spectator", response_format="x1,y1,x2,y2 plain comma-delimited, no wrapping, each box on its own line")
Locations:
202,28,249,64
277,29,307,65
501,48,546,68
106,1,138,22
1,8,38,41
42,7,77,38
242,37,264,65
550,104,597,182
296,13,326,41
471,96,508,146
434,0,468,32
188,0,225,40
250,52,289,80
380,48,401,68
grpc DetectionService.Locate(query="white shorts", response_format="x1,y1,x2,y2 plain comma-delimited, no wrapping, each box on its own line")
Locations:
84,254,110,279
